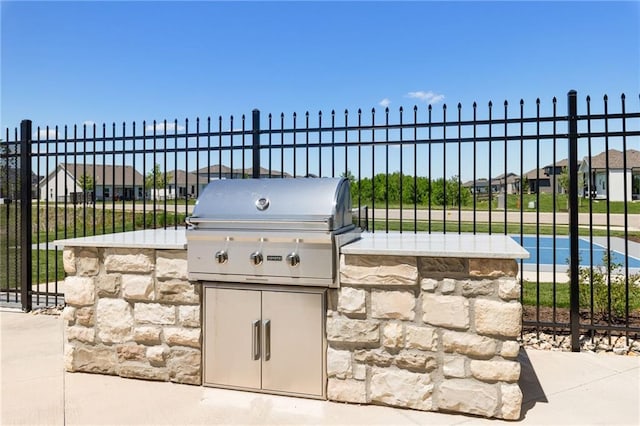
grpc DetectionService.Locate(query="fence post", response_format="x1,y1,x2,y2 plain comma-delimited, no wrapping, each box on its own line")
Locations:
20,120,33,312
567,91,580,351
252,109,260,179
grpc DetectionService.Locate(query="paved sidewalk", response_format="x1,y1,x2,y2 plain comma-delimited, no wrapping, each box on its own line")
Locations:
1,310,639,425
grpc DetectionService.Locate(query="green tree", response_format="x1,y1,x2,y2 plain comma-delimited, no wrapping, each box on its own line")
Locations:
78,174,94,204
145,164,171,189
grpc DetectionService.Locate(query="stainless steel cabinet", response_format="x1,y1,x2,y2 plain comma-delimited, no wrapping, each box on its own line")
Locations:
203,284,326,398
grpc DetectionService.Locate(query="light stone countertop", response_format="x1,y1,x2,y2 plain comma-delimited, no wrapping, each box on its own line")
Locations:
341,232,530,259
54,229,529,259
54,229,187,250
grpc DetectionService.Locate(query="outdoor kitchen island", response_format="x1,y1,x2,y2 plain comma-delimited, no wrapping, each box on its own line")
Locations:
57,229,528,421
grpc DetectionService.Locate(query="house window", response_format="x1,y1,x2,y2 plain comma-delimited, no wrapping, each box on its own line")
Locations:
104,188,110,199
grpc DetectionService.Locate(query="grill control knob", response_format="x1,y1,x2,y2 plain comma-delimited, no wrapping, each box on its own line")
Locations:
250,251,263,266
215,250,228,264
286,252,300,267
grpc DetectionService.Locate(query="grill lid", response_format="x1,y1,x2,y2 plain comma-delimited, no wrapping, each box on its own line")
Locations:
187,177,353,231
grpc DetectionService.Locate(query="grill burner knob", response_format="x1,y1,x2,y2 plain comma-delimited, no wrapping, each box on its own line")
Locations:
215,250,228,264
286,252,300,267
250,251,263,266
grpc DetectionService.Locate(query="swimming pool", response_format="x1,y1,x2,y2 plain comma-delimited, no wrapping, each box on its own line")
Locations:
512,235,640,269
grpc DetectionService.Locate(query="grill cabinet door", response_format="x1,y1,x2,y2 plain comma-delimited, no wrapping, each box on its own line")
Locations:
204,287,262,389
261,290,324,397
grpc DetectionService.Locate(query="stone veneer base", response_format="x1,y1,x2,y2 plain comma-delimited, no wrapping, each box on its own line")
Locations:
59,230,526,421
62,246,202,385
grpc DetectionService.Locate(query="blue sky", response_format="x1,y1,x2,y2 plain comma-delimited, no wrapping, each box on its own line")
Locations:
2,1,639,180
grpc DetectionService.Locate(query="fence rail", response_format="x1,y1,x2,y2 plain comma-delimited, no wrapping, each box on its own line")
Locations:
2,91,639,350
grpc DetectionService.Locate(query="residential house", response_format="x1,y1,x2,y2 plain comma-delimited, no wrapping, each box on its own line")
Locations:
162,170,210,200
491,173,520,194
38,163,145,202
578,149,640,201
462,178,489,194
523,159,567,195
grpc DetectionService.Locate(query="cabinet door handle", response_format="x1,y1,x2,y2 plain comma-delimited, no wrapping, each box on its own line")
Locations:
263,319,271,361
252,320,261,360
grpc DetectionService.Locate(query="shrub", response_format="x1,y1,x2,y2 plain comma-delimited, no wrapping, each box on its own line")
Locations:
576,252,640,320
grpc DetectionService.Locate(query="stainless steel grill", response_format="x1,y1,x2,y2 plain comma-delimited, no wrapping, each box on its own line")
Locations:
186,177,360,287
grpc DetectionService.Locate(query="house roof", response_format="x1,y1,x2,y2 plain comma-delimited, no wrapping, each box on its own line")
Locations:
167,169,210,185
582,149,640,170
52,163,144,186
523,167,550,180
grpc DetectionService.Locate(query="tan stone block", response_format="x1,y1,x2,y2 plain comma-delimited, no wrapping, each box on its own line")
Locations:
469,259,518,278
75,307,95,327
498,277,520,301
470,360,521,382
105,248,154,273
371,290,415,320
134,303,176,325
147,345,167,366
422,294,469,330
340,255,418,286
337,287,366,315
167,348,201,385
66,325,95,343
419,257,467,275
119,364,169,382
122,274,154,301
500,383,523,420
501,341,521,359
178,305,201,328
96,274,121,297
70,345,116,375
443,355,466,378
164,327,201,348
475,300,522,337
156,279,198,304
354,349,394,367
133,326,162,345
96,298,133,343
382,322,404,349
156,250,188,279
461,279,495,297
442,330,497,358
116,344,147,362
327,378,367,403
437,379,498,417
64,344,74,371
64,276,95,306
76,248,100,277
405,325,438,351
440,278,456,294
352,363,366,381
395,351,437,373
370,367,433,410
420,278,438,292
61,306,76,323
327,347,352,379
326,318,379,344
63,248,76,274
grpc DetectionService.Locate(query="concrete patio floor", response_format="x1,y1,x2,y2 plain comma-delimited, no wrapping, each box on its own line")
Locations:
1,309,639,425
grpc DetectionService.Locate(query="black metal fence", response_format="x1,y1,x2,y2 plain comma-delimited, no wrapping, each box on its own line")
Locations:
2,91,639,350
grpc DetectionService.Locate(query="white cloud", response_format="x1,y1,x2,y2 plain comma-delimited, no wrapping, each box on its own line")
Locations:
33,128,59,140
145,122,186,134
379,98,391,108
406,91,445,105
